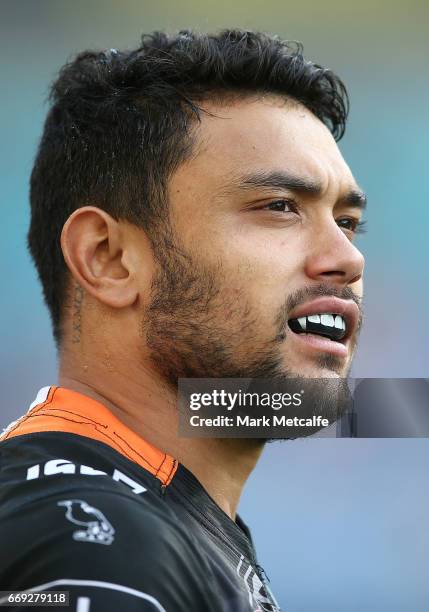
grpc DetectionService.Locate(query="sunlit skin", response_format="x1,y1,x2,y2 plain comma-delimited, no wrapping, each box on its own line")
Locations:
59,95,365,519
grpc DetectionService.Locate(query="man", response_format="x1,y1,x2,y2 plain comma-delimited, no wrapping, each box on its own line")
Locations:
0,29,365,611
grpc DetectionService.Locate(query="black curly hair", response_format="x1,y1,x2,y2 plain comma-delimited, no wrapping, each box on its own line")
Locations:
28,29,349,345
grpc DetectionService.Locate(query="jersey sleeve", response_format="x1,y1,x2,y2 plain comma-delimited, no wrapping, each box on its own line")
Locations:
0,487,222,611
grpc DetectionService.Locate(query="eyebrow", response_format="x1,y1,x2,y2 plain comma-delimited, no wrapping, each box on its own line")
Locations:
232,170,367,210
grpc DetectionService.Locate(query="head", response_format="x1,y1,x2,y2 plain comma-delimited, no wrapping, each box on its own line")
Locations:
28,29,365,388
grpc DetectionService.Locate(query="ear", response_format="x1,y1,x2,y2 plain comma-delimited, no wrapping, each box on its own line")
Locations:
60,206,138,308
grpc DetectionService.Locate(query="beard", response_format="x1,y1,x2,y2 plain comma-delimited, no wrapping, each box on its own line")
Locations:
143,234,361,438
144,241,291,385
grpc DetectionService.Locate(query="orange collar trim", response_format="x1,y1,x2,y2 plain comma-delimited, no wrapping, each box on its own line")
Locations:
1,386,177,486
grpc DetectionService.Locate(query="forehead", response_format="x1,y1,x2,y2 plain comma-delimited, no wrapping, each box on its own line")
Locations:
184,95,356,191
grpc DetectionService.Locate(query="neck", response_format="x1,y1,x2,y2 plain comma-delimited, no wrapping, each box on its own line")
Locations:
59,358,264,519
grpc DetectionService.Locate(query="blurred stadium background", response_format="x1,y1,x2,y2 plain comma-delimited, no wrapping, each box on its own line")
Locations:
1,1,428,610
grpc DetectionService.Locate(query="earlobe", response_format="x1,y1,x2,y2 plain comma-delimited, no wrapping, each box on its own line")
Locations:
60,206,138,309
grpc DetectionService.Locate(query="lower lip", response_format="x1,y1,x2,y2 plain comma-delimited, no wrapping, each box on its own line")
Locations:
288,329,349,358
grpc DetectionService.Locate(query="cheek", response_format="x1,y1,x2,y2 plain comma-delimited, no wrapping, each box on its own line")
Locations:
352,277,363,300
229,232,303,280
214,234,305,319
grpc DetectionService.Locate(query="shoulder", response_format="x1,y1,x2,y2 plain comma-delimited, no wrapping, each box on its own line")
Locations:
0,431,188,554
0,481,220,611
0,420,223,609
1,482,194,557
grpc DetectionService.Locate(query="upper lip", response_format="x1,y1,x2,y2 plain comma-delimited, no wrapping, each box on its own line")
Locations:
288,296,360,341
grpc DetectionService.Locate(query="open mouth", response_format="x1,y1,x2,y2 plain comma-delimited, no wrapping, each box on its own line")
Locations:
288,313,346,342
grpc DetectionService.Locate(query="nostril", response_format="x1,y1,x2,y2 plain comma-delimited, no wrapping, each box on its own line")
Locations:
349,273,362,284
321,271,347,277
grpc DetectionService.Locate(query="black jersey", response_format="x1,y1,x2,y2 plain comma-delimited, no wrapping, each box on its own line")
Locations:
0,386,281,611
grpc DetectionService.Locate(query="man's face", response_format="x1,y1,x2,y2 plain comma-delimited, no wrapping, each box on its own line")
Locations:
144,95,365,385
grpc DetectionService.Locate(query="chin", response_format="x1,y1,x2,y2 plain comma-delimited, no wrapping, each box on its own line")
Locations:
283,359,349,379
292,367,342,379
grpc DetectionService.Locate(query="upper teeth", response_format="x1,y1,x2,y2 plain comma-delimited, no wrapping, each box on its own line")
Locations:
297,313,345,331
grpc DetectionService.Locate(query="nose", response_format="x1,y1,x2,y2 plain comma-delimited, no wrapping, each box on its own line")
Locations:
304,222,365,285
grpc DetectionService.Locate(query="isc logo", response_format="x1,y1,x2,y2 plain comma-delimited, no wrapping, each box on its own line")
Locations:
26,459,147,495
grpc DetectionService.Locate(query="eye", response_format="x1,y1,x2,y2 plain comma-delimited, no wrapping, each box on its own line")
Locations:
264,198,298,213
337,217,367,235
